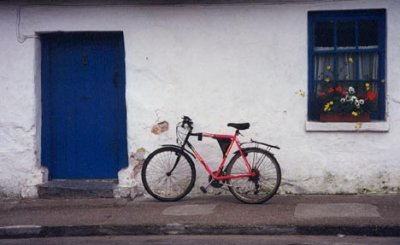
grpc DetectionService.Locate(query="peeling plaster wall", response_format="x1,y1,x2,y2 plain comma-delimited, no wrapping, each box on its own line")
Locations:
0,6,47,198
0,0,399,197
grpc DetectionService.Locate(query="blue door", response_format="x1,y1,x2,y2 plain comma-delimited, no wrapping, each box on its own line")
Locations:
41,32,128,179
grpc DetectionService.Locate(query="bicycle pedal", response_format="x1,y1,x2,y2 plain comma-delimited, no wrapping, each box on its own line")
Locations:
200,186,207,193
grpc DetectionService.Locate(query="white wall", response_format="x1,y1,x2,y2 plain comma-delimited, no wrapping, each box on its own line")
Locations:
0,6,46,198
0,0,399,197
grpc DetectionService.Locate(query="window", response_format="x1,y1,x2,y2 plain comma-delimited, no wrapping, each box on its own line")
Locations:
308,10,386,122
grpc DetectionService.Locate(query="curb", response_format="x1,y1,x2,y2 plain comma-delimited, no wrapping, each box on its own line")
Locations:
1,224,400,239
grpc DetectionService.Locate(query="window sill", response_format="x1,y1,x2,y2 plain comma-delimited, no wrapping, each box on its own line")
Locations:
305,121,389,132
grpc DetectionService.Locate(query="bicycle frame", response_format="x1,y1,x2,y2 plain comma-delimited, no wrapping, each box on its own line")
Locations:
180,130,255,181
143,116,281,204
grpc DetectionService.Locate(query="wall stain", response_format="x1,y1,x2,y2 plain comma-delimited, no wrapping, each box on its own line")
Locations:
131,147,146,178
151,121,169,135
296,89,306,97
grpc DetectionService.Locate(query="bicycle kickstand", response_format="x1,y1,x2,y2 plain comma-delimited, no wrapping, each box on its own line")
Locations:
200,181,213,193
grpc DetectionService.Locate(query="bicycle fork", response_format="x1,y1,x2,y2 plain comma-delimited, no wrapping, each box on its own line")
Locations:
166,139,196,176
166,149,184,176
167,132,192,176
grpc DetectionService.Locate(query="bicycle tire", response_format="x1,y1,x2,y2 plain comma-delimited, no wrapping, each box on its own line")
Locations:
225,147,281,204
141,146,196,201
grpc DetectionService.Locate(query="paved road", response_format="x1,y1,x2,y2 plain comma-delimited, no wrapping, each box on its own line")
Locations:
1,195,400,238
1,235,400,245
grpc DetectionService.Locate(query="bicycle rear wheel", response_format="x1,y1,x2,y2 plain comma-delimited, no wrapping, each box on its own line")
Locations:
225,147,281,204
141,146,196,201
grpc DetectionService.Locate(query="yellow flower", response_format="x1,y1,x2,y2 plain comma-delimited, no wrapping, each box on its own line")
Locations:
352,111,359,117
348,57,354,63
326,65,332,71
365,83,370,91
345,74,350,80
324,102,334,112
324,77,331,82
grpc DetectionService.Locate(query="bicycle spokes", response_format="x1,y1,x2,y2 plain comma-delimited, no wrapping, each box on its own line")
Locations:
226,148,281,204
142,147,196,201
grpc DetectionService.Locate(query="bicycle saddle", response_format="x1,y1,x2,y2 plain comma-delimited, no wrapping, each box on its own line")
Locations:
227,123,250,130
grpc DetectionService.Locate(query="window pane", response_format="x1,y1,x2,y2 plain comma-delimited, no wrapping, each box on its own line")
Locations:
315,21,334,49
359,52,379,80
337,54,356,80
314,54,334,81
359,20,379,47
337,21,355,48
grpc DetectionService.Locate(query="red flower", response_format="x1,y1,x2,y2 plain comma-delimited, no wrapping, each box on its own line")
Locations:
328,87,335,93
366,91,377,101
319,92,326,97
335,86,343,93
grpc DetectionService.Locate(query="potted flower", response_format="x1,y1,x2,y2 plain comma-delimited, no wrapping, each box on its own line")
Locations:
317,83,378,122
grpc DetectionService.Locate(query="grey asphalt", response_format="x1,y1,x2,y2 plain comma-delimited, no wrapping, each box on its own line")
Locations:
0,194,399,238
2,235,400,245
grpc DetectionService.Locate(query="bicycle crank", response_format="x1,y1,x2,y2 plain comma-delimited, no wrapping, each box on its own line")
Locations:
200,171,225,193
209,171,225,188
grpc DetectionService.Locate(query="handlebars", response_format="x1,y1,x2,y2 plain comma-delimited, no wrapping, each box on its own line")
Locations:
182,115,193,129
179,116,203,141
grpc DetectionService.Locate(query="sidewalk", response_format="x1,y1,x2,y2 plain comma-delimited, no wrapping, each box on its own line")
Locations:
1,194,399,238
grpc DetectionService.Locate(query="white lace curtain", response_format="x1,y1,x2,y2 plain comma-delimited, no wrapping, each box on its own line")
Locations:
314,53,379,81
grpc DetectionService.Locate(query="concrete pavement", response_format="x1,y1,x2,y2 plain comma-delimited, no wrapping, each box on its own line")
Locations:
0,194,399,238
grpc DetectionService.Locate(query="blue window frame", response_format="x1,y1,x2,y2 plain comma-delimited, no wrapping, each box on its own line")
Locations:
308,9,386,121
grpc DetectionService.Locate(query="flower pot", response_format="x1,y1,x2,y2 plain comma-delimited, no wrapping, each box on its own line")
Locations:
320,113,370,122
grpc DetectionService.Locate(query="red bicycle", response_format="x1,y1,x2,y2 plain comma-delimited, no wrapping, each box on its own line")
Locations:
141,116,281,204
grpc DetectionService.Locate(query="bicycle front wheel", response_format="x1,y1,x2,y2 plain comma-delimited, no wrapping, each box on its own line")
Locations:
225,147,281,204
141,147,196,201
